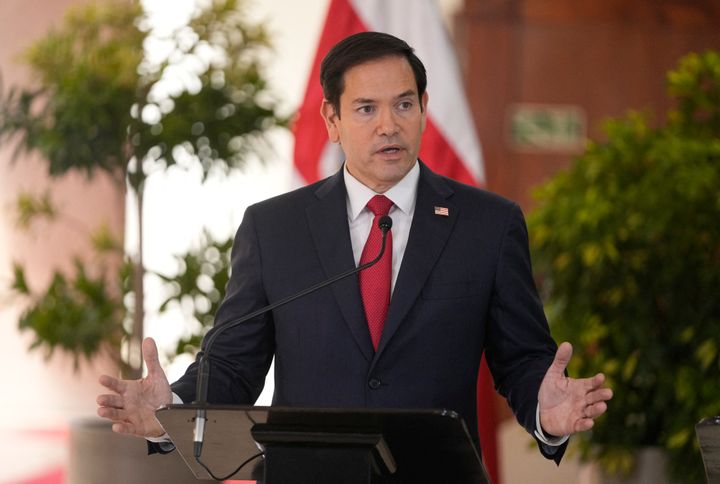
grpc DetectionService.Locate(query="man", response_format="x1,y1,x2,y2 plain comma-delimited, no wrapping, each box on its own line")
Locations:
97,32,612,465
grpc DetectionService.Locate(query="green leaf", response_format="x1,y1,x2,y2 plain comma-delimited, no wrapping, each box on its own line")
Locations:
11,262,30,294
15,190,56,228
90,223,123,253
695,340,717,370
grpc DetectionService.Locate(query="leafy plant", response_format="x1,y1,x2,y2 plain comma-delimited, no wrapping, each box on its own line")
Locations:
155,230,234,358
0,0,285,376
528,50,720,483
9,190,130,370
12,259,126,369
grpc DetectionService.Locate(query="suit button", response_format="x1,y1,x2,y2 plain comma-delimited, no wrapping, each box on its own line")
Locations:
368,378,381,389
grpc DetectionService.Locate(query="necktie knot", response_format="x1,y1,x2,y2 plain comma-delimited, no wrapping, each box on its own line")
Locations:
367,194,393,217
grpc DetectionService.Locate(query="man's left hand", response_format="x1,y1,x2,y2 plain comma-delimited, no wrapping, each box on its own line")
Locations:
538,341,613,437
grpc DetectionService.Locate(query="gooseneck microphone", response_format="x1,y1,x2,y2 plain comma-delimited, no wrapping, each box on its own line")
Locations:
193,215,393,459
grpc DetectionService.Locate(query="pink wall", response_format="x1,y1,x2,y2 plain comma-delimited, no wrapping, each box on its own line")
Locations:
0,0,125,480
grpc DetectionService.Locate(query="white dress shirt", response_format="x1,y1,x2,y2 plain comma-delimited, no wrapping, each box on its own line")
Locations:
343,161,419,293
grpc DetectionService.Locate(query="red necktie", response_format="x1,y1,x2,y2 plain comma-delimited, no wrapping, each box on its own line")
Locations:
359,195,393,350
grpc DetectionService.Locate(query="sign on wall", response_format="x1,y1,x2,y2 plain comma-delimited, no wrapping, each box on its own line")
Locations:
508,103,587,153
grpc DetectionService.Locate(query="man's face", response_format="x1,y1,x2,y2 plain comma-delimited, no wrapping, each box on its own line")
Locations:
321,55,428,193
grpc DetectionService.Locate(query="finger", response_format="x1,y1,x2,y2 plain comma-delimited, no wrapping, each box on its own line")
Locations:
572,373,606,393
97,406,126,422
111,419,164,438
584,401,608,419
548,341,573,375
96,394,124,409
574,418,595,433
98,374,126,394
111,422,136,435
584,372,606,390
142,337,163,377
585,387,613,405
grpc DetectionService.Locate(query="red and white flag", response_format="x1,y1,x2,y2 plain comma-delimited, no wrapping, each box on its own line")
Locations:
292,0,498,482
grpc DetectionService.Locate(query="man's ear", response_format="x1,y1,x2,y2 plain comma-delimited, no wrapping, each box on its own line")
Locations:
420,91,429,132
320,100,340,143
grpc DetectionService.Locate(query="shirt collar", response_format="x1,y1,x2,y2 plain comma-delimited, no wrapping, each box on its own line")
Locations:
344,161,420,221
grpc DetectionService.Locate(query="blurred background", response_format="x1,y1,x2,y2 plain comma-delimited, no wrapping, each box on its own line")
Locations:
1,0,718,483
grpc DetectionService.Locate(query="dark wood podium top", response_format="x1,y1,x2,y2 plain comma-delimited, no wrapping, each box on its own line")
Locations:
156,404,489,482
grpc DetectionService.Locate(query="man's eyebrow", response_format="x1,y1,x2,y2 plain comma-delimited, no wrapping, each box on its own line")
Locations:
351,97,376,105
351,90,418,106
395,90,416,100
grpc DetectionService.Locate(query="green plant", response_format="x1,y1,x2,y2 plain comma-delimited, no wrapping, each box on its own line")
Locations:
0,0,285,376
155,229,234,358
12,258,127,369
528,50,720,483
8,188,130,370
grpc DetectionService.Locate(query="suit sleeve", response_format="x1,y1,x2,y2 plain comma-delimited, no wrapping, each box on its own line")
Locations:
170,205,275,404
483,203,568,463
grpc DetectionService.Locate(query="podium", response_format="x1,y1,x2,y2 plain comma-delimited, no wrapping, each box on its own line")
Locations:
156,404,490,483
696,416,720,483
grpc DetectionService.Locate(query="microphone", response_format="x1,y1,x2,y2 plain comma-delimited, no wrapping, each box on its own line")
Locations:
378,215,392,233
193,215,393,458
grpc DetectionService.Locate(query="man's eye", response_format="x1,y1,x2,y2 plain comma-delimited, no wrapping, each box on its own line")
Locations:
358,105,374,114
398,101,413,110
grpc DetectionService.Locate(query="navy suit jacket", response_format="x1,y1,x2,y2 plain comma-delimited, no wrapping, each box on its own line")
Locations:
171,162,565,462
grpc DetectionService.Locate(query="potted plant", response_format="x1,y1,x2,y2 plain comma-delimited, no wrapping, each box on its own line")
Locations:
528,50,720,484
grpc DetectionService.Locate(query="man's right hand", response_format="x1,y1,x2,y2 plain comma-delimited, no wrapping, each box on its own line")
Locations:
96,337,172,438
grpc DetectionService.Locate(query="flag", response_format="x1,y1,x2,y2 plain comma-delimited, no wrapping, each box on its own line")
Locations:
292,0,498,482
434,206,450,217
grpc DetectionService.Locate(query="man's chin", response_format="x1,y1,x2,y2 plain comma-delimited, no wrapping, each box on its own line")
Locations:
377,163,414,183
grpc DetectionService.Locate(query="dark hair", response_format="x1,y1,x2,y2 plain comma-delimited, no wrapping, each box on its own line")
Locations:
320,31,427,116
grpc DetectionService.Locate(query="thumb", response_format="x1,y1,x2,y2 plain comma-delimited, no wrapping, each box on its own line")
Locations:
548,341,573,376
142,337,163,377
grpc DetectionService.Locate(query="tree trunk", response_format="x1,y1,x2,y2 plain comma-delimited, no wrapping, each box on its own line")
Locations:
128,185,144,379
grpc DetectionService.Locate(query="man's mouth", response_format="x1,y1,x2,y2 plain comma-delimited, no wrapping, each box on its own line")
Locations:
377,145,403,154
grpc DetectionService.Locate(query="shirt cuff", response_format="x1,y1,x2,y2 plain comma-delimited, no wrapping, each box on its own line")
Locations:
146,392,184,443
534,404,570,447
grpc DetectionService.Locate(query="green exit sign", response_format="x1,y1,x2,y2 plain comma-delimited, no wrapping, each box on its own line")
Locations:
508,104,587,153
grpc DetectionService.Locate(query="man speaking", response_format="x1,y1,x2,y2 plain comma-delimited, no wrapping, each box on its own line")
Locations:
97,32,612,466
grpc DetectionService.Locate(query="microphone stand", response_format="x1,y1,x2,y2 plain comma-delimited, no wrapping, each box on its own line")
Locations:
193,216,393,459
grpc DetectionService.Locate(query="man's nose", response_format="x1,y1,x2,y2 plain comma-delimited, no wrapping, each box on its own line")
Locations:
375,108,399,136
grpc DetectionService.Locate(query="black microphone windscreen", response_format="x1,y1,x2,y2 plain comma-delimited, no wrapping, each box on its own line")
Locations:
378,215,393,232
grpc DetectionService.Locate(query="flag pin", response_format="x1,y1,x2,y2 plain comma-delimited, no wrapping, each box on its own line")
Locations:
434,206,449,216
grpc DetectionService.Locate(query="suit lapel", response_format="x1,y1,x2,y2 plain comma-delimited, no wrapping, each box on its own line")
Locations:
375,163,458,359
306,171,374,362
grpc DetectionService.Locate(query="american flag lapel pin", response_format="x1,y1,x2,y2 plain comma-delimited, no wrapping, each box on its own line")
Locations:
434,206,449,216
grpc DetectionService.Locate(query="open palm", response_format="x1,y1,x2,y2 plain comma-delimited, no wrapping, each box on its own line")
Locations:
96,338,172,438
538,342,613,437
